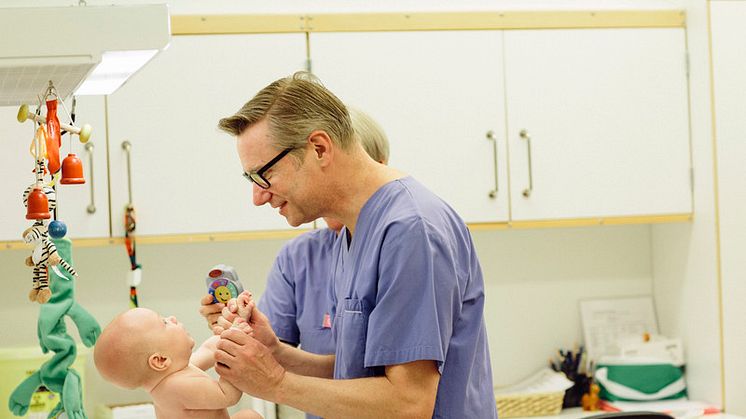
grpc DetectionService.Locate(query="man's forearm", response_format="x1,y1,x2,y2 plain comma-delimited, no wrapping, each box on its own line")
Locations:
274,342,334,378
274,370,435,419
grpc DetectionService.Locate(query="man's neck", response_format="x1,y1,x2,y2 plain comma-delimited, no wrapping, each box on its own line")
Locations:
339,162,404,236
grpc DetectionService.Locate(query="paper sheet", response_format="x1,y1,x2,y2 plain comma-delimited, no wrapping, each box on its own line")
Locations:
580,296,659,361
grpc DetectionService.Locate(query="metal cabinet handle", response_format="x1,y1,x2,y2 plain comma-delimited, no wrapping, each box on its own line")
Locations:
122,141,134,206
519,129,533,198
85,142,96,214
486,130,499,199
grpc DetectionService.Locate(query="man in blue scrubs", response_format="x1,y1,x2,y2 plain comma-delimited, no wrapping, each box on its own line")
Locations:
256,108,389,355
256,110,389,419
201,109,388,356
213,72,498,419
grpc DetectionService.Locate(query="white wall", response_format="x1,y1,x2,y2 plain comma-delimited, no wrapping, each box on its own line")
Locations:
708,1,746,414
477,226,653,386
651,0,723,407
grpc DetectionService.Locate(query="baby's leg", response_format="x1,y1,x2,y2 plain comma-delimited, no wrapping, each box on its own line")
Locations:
231,409,263,419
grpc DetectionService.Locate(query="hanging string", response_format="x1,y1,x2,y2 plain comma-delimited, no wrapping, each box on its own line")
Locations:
125,204,141,308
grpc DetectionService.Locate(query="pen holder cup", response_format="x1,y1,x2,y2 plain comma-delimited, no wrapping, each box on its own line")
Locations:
563,374,592,407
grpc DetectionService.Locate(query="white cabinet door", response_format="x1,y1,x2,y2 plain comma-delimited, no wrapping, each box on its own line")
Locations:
0,96,109,241
711,2,746,414
504,28,692,221
310,31,509,224
107,34,309,237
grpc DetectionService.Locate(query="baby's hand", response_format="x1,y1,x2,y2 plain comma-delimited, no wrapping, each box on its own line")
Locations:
216,291,254,334
234,291,253,322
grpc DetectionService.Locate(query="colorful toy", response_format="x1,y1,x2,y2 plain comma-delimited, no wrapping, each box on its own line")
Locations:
24,186,52,220
60,153,85,185
23,220,77,304
48,220,67,239
17,103,92,144
9,81,98,418
124,204,142,308
9,238,100,418
23,160,54,221
206,264,244,304
18,82,93,187
581,382,601,411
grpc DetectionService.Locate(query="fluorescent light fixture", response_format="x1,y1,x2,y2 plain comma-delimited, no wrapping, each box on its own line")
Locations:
0,4,169,104
74,49,159,96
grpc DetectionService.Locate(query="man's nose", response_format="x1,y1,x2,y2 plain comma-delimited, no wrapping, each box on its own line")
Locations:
166,315,177,324
253,183,272,206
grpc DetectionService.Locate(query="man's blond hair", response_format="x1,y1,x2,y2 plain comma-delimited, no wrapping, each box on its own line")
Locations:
218,71,354,161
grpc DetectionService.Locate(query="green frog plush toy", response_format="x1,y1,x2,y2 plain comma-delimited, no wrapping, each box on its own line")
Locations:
8,238,100,419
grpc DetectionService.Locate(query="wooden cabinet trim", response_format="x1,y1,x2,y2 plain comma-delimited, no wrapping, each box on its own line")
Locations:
171,11,685,35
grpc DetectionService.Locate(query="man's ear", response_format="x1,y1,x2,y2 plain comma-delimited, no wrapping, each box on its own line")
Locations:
148,353,171,372
307,130,333,165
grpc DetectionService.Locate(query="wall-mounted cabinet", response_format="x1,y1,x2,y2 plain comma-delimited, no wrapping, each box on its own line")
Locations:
311,30,510,224
106,34,310,237
0,13,693,244
503,28,691,221
311,27,691,225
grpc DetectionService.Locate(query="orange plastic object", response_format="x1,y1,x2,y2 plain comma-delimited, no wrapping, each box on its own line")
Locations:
26,187,51,220
60,154,85,184
45,99,61,174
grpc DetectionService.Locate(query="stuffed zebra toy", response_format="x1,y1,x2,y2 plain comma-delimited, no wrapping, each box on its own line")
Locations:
22,221,77,304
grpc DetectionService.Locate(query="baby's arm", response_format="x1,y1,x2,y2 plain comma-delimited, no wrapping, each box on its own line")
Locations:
190,335,220,371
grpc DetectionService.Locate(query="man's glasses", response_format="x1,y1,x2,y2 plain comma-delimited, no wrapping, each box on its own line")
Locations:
243,147,294,189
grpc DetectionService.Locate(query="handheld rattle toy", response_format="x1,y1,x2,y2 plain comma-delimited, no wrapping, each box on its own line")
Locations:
206,264,244,304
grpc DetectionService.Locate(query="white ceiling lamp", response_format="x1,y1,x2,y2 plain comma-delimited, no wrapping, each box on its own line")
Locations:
0,4,170,105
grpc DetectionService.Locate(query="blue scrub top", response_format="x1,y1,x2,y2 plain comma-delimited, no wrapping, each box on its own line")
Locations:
330,176,498,418
258,228,337,356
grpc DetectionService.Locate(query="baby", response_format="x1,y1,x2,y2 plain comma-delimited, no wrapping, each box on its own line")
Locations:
94,303,260,419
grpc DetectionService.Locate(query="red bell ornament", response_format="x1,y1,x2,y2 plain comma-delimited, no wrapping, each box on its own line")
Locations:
25,187,51,220
60,154,85,184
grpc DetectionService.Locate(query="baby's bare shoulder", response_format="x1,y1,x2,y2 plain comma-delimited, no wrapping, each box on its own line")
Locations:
151,366,214,400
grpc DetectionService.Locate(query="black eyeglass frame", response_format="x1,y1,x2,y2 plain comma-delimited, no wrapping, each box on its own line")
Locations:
242,147,295,189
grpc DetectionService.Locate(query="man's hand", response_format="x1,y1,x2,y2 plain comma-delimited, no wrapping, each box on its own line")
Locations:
215,328,286,401
216,298,280,354
199,293,226,335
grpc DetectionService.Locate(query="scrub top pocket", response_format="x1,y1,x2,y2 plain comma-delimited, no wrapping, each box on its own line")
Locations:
334,297,376,378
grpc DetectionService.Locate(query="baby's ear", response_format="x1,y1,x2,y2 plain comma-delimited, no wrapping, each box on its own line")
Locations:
148,353,171,372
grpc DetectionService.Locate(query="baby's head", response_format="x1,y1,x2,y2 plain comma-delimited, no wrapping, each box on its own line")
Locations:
94,307,195,389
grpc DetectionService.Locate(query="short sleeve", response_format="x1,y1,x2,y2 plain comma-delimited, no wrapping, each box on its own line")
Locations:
258,248,300,346
364,218,458,372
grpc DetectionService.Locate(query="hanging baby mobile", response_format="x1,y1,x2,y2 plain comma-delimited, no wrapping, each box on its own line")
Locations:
17,81,91,303
9,81,100,419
